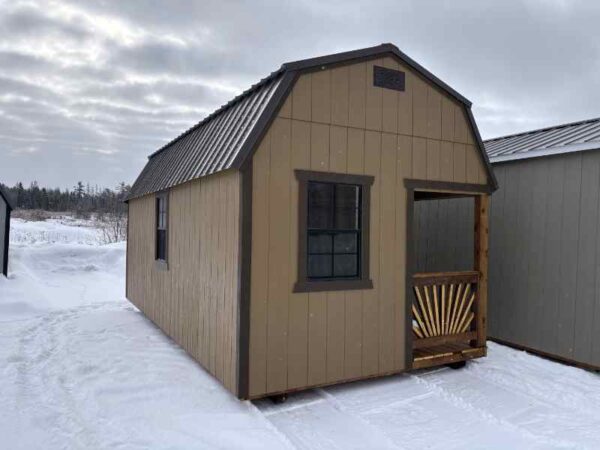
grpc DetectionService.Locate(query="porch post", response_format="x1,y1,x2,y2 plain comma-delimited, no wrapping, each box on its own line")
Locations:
474,194,489,348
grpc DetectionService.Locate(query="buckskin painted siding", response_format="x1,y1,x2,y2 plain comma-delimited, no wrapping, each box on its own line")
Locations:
126,169,241,395
248,55,489,398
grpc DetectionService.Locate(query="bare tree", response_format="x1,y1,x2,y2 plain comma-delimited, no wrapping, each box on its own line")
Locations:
96,211,127,244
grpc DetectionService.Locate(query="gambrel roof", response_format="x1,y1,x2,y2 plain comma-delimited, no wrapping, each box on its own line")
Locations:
128,43,497,200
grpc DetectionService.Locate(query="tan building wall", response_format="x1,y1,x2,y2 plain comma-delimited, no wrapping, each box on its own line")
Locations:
127,170,241,396
248,55,488,398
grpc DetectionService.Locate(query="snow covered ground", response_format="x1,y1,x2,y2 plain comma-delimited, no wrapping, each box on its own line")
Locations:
2,218,600,449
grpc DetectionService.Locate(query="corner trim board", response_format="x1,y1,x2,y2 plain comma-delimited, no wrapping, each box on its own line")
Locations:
2,207,9,276
237,163,252,399
404,187,415,369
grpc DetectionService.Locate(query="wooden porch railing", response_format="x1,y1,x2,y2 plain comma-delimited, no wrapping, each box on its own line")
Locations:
412,271,480,350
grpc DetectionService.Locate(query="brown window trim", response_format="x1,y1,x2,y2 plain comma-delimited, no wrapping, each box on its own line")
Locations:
155,190,169,270
293,170,374,293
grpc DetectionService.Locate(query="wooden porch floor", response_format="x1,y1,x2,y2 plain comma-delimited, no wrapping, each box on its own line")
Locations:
413,343,486,370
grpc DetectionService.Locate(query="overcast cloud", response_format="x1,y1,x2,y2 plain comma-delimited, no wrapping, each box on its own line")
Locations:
1,0,599,189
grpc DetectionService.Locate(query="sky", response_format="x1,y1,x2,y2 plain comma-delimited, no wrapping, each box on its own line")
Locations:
1,0,599,189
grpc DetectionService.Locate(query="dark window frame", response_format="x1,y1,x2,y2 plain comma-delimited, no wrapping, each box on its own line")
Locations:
294,170,374,293
155,191,168,270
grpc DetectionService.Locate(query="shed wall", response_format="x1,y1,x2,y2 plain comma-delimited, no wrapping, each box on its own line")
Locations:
0,195,7,276
414,197,474,274
416,152,600,369
127,170,242,395
489,154,600,368
248,56,490,398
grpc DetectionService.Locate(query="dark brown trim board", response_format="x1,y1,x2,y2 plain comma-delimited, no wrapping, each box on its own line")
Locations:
465,107,499,190
404,180,490,370
125,202,129,298
154,190,169,265
2,207,9,277
404,179,493,194
237,163,253,399
247,366,409,401
404,187,415,369
234,71,299,172
489,337,600,372
293,170,374,293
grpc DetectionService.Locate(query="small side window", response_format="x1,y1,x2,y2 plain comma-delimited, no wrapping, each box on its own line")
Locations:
156,193,168,263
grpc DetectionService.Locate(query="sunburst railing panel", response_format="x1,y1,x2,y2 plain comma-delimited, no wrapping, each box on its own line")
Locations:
412,271,479,350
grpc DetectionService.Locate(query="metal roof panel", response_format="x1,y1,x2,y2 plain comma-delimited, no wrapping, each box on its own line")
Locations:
486,117,600,163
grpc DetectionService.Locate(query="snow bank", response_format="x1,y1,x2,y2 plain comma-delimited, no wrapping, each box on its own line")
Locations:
1,219,125,320
10,217,100,246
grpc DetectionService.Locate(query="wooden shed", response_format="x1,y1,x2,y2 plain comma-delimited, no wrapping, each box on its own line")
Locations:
0,184,13,277
126,44,498,400
416,117,600,371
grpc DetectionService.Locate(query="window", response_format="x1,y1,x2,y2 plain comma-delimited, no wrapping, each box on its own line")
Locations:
155,193,168,264
294,170,373,292
307,182,360,278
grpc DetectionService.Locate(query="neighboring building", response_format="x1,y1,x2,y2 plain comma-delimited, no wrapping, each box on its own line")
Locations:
486,118,600,370
126,43,497,400
417,117,600,370
0,185,13,277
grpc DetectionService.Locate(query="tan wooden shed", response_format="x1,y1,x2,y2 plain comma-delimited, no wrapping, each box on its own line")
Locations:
126,44,498,400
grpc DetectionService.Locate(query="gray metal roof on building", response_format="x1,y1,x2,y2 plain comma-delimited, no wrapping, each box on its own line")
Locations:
128,70,285,200
0,184,14,211
128,43,496,200
485,117,600,163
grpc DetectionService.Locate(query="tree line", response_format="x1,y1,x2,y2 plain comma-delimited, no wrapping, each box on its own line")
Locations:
0,181,131,216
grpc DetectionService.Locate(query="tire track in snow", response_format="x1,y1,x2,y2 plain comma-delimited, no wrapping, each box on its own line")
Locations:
410,369,573,449
316,388,408,450
10,305,118,449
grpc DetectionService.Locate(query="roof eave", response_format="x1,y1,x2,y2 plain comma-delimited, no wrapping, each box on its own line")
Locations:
464,108,499,191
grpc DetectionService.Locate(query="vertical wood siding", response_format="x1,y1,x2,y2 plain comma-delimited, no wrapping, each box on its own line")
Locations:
248,56,489,397
414,197,474,273
127,170,241,395
418,152,600,369
490,153,600,368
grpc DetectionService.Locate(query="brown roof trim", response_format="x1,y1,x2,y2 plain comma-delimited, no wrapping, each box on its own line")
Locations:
231,70,298,171
134,43,497,198
283,43,472,107
151,43,474,165
464,108,499,191
148,69,285,160
234,44,498,192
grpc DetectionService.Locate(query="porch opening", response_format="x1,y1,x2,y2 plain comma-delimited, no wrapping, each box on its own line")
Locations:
408,186,489,370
